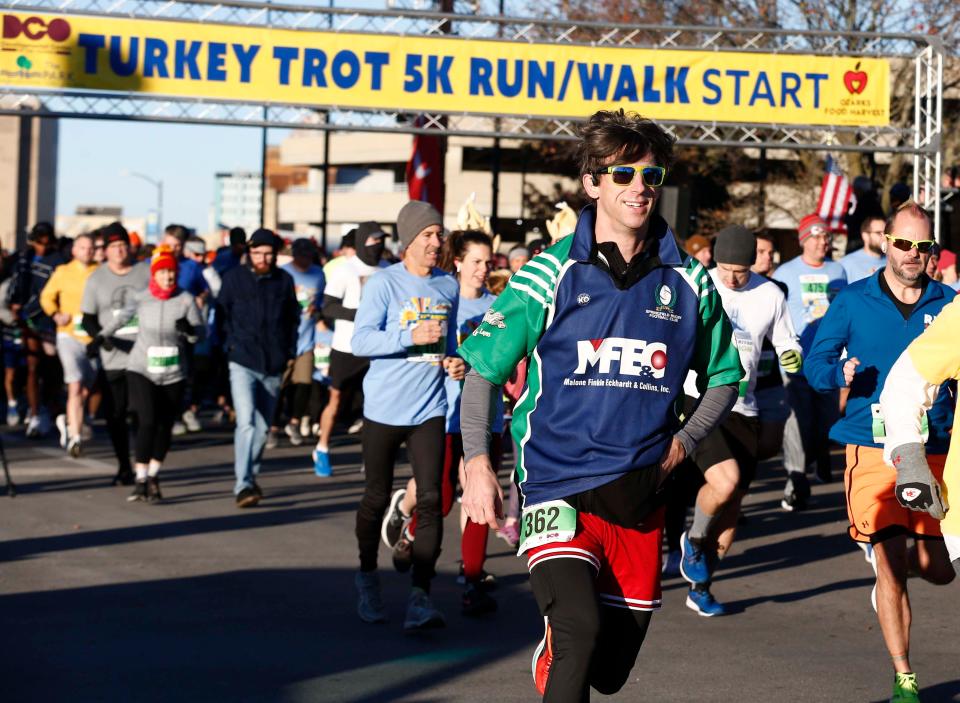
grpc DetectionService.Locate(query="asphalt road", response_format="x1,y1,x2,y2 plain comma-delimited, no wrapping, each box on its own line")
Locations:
0,422,958,703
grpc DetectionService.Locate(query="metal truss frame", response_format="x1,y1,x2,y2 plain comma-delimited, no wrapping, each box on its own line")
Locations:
0,0,945,227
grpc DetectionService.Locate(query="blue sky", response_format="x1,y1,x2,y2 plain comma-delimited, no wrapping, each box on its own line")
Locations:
56,119,281,232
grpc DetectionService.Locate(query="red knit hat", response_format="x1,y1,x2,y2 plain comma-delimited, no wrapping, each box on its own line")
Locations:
151,245,178,275
938,248,956,272
797,214,828,243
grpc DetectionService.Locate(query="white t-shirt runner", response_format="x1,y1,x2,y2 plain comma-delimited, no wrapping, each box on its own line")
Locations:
324,255,383,354
687,271,801,416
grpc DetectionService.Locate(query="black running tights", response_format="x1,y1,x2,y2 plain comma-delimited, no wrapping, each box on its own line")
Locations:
530,558,653,703
101,370,132,472
127,372,184,464
356,415,445,592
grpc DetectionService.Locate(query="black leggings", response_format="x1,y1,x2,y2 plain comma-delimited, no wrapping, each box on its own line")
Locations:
356,415,445,592
530,559,653,702
101,370,132,472
664,461,703,552
127,372,184,464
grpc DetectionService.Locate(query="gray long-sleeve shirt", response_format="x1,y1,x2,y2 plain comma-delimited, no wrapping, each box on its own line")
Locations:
102,288,203,386
80,262,150,372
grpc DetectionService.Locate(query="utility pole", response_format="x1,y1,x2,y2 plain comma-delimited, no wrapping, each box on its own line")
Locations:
490,0,504,231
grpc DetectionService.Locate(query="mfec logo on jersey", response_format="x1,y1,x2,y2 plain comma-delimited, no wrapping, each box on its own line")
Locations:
574,337,668,379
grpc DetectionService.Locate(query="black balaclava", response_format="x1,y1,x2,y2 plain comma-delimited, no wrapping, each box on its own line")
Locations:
356,221,387,266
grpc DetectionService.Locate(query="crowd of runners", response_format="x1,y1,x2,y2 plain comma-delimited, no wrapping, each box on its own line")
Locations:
3,109,959,702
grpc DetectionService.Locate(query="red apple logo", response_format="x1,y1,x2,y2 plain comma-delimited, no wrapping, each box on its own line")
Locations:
844,62,868,95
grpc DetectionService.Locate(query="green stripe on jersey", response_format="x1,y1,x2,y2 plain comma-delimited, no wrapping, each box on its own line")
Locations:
460,237,574,387
682,256,744,392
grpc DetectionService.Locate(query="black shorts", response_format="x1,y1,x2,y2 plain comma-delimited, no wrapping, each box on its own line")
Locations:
328,348,369,391
686,397,760,490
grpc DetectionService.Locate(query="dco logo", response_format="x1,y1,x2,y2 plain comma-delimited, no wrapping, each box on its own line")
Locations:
3,15,71,42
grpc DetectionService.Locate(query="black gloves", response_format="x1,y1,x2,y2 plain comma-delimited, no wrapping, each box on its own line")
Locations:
87,334,115,357
175,318,193,337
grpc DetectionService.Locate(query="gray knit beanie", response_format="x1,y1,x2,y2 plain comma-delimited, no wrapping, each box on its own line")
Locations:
713,225,757,266
397,201,443,251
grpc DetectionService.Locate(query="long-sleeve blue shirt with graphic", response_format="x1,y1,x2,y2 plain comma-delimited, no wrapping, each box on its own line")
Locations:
352,262,459,427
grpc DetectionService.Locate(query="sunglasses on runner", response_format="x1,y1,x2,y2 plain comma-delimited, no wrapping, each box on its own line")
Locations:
884,235,937,254
593,165,667,188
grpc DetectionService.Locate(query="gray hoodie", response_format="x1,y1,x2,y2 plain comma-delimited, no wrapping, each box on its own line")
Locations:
102,288,203,386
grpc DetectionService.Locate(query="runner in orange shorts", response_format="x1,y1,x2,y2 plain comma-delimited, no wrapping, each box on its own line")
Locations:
804,204,955,703
844,445,945,544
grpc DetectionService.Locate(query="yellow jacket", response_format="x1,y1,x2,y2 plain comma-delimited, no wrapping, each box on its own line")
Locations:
881,295,960,565
39,259,98,342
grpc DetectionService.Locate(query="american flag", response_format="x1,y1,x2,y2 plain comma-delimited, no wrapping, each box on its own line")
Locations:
816,155,856,233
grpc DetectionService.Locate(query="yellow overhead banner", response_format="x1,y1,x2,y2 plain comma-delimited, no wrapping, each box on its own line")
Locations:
0,12,890,126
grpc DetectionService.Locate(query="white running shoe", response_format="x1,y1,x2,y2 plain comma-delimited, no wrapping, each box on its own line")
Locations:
182,409,201,433
860,541,878,613
284,423,304,446
381,489,409,549
24,412,38,438
265,430,278,450
55,414,68,448
299,416,312,438
347,418,364,435
6,402,19,427
171,421,187,437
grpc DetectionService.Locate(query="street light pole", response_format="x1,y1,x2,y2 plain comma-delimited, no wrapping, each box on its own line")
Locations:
261,0,271,229
121,169,164,237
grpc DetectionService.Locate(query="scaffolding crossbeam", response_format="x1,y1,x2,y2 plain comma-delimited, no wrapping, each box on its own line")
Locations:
0,1,944,232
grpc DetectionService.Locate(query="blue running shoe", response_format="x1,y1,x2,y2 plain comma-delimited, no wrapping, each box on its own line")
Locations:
313,449,332,477
679,531,712,585
685,587,728,617
662,550,681,577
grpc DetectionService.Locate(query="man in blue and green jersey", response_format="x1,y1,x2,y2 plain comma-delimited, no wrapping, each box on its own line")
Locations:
458,110,744,702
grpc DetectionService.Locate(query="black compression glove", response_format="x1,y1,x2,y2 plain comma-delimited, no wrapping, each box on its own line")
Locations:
86,336,102,359
175,317,192,337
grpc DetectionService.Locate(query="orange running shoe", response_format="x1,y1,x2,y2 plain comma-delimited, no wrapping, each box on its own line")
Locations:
531,617,553,695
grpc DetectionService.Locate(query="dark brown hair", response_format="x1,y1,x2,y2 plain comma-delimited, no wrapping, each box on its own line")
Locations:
163,224,189,243
439,229,493,274
756,231,777,246
860,213,886,234
577,109,675,179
